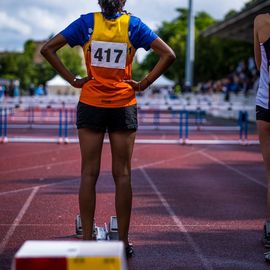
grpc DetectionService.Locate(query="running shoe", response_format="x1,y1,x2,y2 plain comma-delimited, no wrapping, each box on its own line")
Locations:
125,243,134,258
265,251,270,261
262,222,270,248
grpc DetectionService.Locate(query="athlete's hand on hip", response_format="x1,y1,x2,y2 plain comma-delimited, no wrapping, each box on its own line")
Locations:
124,79,147,92
72,76,92,88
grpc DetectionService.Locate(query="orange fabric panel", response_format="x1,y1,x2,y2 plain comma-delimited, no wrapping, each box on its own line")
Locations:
80,12,136,108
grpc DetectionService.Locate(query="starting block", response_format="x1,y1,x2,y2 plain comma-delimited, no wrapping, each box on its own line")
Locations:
12,240,128,270
266,222,270,239
265,251,270,262
76,215,119,241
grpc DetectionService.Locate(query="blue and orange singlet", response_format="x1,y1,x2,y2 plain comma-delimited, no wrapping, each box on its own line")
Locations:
61,12,158,108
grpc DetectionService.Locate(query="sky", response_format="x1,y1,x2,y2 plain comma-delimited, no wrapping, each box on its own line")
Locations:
0,0,249,53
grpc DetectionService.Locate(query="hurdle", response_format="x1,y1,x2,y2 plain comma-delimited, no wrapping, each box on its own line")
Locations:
1,105,260,145
64,109,69,143
27,106,35,127
58,109,64,144
0,108,8,143
0,108,2,142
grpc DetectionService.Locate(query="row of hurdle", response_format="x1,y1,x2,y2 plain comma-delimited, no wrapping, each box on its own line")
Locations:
0,107,254,145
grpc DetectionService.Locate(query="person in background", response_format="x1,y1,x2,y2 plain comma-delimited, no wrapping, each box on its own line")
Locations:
41,0,175,257
254,13,270,247
13,80,20,97
35,84,44,96
29,83,35,96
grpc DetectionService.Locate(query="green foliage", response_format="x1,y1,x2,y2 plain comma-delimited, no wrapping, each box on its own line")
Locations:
224,10,238,20
132,57,148,81
243,0,262,10
0,39,84,92
0,3,256,91
57,45,86,77
0,53,20,78
140,8,252,85
140,9,216,84
194,36,252,82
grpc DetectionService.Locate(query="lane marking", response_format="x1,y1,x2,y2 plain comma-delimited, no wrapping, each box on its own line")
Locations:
0,148,204,196
0,223,262,229
209,258,264,269
0,178,80,196
0,187,39,255
140,167,213,270
0,145,78,162
134,146,206,170
199,150,267,188
0,158,80,175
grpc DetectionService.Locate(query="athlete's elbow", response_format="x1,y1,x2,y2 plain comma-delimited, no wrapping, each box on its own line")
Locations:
40,42,54,58
40,44,49,57
166,49,176,64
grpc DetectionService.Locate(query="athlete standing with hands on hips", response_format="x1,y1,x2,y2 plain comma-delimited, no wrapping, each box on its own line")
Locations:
254,13,270,247
41,0,175,257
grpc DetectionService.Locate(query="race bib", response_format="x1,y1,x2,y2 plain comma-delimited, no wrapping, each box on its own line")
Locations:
91,41,127,69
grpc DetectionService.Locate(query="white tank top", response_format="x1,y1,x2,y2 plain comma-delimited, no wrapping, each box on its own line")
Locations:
256,38,270,109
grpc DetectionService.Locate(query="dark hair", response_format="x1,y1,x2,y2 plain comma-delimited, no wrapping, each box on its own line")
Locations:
98,0,127,17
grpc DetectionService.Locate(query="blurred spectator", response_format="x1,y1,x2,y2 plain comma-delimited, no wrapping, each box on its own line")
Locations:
28,83,35,96
35,84,44,96
0,84,5,99
197,57,258,99
13,80,20,97
43,84,48,95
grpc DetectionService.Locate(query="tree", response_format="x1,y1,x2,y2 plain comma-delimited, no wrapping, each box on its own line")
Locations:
140,8,252,87
224,10,238,20
57,45,86,77
140,9,216,85
0,39,85,93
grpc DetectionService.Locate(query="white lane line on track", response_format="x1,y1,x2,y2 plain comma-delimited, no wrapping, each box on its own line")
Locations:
140,167,213,270
0,148,205,196
0,145,78,162
0,178,80,196
0,187,39,255
209,258,264,269
199,150,267,188
0,223,261,229
0,159,80,175
134,146,206,170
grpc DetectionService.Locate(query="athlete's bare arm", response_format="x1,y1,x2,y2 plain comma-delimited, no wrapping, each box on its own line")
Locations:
124,37,175,91
40,34,91,88
254,15,264,70
254,14,270,70
147,37,176,86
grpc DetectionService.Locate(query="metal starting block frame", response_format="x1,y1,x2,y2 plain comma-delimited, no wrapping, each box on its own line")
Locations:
75,215,119,241
265,251,270,261
266,222,270,239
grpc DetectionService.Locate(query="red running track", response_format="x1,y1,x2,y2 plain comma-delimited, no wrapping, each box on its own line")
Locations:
0,142,269,270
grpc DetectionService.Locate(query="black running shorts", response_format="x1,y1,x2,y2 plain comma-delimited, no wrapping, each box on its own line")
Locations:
256,105,270,123
76,102,138,132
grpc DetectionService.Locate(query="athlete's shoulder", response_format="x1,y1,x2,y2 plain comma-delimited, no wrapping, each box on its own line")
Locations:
129,15,143,26
61,12,95,47
80,12,95,24
254,13,269,26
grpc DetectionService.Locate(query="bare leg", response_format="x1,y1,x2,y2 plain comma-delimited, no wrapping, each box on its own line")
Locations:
78,128,105,240
109,130,136,246
257,120,270,218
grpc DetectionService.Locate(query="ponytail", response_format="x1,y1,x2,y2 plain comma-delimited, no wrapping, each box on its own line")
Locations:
98,0,127,17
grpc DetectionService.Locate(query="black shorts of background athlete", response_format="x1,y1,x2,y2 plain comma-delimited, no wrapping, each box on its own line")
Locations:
76,101,138,132
256,105,270,123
